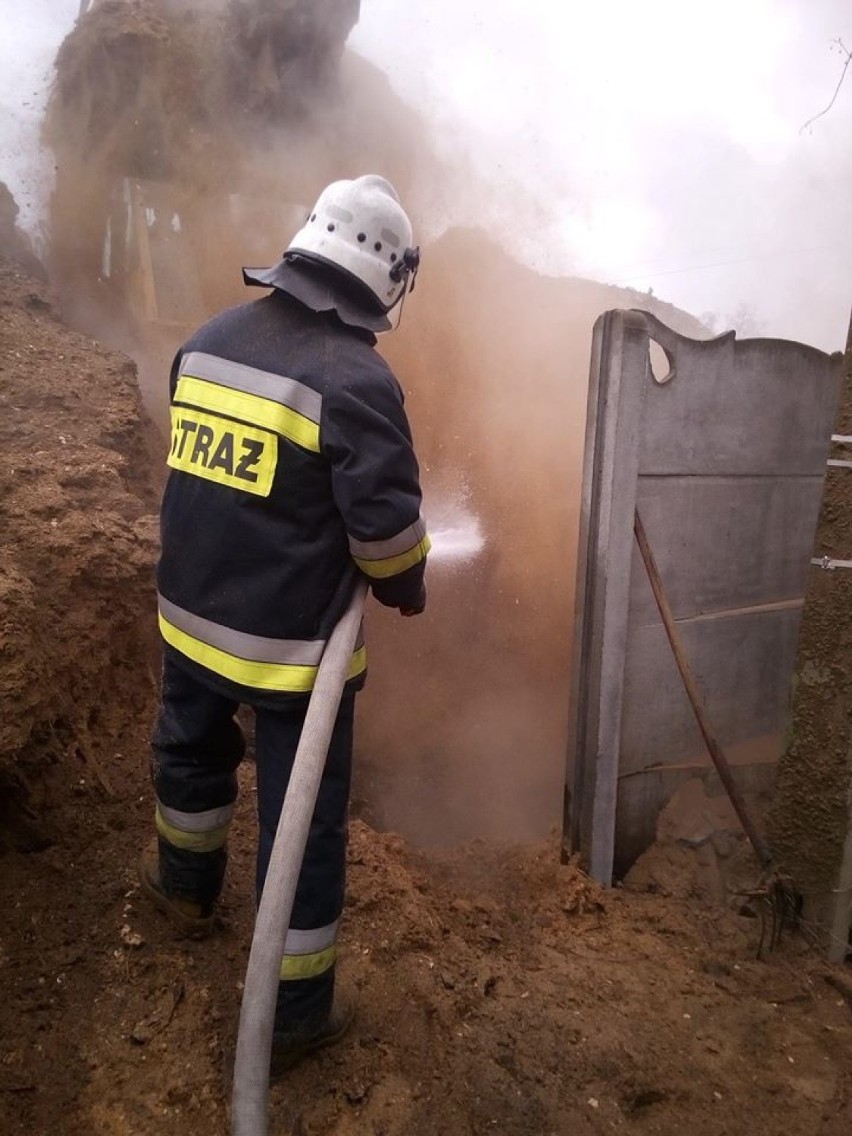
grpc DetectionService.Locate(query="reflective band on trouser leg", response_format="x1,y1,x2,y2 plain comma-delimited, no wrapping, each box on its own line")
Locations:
155,801,234,905
279,920,340,982
155,801,234,853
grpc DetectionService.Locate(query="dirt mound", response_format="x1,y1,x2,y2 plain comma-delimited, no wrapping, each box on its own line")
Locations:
4,789,852,1134
45,0,359,178
41,1,394,344
46,1,193,180
0,252,161,848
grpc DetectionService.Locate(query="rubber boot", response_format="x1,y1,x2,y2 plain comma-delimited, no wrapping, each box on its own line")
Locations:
270,998,355,1076
137,844,215,939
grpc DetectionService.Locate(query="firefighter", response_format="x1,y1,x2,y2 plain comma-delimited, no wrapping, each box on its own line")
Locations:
139,175,429,1069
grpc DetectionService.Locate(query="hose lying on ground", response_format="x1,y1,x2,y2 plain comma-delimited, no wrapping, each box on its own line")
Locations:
231,578,368,1136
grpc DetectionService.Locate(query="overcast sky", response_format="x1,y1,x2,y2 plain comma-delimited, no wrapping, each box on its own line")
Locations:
1,0,850,349
351,0,852,350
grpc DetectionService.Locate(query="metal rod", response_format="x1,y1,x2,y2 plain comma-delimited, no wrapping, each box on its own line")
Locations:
811,556,852,571
633,509,774,870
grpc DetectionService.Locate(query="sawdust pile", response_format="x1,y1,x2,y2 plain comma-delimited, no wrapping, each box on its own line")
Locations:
0,250,161,849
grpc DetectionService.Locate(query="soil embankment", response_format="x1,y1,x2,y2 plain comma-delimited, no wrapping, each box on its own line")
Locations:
0,252,161,849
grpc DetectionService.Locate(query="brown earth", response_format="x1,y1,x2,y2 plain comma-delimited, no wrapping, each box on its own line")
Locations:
2,255,852,1136
769,326,852,946
0,253,161,841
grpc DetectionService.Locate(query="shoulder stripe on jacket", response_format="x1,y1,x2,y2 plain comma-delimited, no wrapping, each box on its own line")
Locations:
177,352,321,452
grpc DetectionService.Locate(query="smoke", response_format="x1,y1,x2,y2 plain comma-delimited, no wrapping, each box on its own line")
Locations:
349,0,852,352
1,0,850,846
353,282,582,846
0,1,77,241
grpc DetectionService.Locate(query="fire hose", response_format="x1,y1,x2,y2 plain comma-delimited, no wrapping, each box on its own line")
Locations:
231,577,368,1136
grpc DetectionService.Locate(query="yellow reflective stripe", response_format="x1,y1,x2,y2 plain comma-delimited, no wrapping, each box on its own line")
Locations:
279,945,337,981
354,535,431,580
155,805,230,853
176,375,320,453
159,611,367,693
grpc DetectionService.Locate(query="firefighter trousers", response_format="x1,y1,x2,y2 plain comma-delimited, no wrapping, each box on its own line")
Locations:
150,656,355,1027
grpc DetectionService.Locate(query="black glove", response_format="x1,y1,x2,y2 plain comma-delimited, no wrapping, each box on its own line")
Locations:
399,581,426,617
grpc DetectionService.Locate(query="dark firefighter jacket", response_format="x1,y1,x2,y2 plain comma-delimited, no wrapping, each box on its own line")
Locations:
156,289,429,706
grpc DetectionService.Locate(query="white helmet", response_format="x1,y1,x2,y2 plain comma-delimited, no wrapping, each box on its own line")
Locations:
286,175,419,312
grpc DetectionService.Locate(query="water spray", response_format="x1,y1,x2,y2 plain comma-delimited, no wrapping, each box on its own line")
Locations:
424,495,485,565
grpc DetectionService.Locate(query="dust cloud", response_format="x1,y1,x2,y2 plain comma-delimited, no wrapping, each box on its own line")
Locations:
359,230,710,845
23,1,719,846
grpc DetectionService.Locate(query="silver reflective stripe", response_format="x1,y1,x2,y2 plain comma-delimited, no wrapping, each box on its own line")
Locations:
180,351,322,423
347,516,428,561
157,801,235,833
283,919,340,956
158,594,325,665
